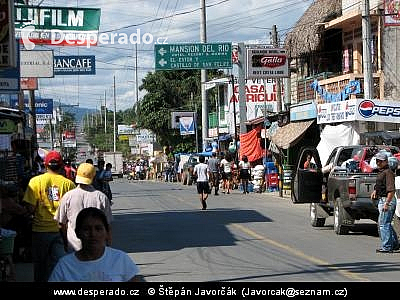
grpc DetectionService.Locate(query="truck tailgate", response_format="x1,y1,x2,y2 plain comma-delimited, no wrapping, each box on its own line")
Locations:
353,174,376,197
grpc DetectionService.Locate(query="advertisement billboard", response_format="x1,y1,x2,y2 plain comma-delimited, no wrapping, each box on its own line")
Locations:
20,50,54,78
246,48,289,79
317,99,400,124
20,77,38,90
54,55,95,75
14,5,101,46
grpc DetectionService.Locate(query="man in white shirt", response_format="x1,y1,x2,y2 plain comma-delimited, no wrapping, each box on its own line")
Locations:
193,155,210,210
55,163,113,252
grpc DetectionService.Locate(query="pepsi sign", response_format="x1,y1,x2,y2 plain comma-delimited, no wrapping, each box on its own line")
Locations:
357,99,400,123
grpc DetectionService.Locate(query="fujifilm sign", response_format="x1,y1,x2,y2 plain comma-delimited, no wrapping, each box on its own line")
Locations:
14,5,101,30
14,5,101,47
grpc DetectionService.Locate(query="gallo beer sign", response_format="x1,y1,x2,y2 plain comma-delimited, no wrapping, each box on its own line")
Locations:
246,48,288,79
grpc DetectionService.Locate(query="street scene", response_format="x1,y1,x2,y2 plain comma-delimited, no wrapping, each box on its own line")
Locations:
1,0,400,291
16,178,400,282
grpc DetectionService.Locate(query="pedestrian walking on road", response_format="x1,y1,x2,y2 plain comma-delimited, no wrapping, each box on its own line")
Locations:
194,155,210,210
207,152,220,195
220,153,233,194
371,152,399,253
64,158,76,182
239,155,251,194
54,163,113,252
22,150,76,282
49,207,142,282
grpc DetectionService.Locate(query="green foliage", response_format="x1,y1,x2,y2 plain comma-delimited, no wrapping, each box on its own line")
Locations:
83,69,225,157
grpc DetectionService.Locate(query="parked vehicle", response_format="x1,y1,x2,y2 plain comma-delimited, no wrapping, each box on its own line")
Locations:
103,152,124,178
291,145,400,235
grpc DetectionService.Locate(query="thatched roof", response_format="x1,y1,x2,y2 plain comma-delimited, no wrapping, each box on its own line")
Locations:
284,0,342,58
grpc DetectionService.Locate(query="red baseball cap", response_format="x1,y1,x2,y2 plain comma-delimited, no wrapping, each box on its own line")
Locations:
44,151,63,167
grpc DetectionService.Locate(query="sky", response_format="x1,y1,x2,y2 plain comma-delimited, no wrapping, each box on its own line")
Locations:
25,0,313,111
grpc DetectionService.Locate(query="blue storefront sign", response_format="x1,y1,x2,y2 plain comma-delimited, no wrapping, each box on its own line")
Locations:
54,55,96,75
11,97,53,118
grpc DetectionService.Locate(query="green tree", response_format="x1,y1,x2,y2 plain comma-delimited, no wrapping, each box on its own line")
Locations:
136,69,223,152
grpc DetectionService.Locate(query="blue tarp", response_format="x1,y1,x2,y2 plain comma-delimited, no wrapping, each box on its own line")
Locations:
196,151,213,157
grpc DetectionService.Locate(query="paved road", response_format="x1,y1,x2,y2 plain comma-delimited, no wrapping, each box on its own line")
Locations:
17,178,400,282
110,179,400,282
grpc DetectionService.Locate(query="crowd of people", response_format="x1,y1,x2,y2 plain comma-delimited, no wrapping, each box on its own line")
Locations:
0,150,143,282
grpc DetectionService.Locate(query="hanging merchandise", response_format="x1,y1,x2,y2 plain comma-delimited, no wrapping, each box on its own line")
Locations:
239,128,263,162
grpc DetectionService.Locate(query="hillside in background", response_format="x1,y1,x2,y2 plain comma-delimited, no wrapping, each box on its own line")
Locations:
61,104,98,124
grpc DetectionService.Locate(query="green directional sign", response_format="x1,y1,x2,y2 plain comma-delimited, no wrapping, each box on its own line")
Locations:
155,42,232,70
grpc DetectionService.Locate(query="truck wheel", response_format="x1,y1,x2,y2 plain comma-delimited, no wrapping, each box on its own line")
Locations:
334,199,350,235
310,203,326,227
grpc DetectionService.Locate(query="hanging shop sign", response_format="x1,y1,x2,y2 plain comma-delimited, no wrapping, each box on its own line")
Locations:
317,99,400,124
290,101,317,121
0,0,16,68
384,0,400,26
54,55,95,75
20,50,54,78
20,77,38,90
357,99,400,123
317,99,357,124
227,78,282,119
14,5,101,46
12,97,53,119
118,124,139,135
246,48,289,79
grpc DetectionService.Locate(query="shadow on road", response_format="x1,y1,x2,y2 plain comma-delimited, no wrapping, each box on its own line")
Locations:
111,208,271,253
217,260,400,282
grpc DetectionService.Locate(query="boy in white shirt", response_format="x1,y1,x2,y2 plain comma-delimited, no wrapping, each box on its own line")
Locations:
193,155,210,210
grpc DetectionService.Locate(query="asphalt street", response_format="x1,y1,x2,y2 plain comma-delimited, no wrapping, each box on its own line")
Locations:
16,178,400,283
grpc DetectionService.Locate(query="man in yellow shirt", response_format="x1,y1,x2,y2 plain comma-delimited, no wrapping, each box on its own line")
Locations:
23,151,76,282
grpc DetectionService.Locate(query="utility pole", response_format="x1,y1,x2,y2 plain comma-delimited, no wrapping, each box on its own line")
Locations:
216,87,220,150
104,90,107,134
238,42,247,134
272,25,283,113
362,0,373,100
135,43,139,109
113,76,117,153
191,92,199,153
231,74,238,165
200,0,208,151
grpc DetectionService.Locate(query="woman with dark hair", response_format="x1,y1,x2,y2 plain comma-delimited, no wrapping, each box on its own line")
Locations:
49,207,143,282
239,155,251,194
220,153,233,194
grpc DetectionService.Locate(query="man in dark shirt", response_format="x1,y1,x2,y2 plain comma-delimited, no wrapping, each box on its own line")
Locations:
371,152,398,253
207,152,220,195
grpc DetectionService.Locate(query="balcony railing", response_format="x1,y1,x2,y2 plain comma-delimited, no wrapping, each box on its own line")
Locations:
296,72,382,104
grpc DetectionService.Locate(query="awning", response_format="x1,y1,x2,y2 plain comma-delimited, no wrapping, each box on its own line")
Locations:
270,120,314,149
